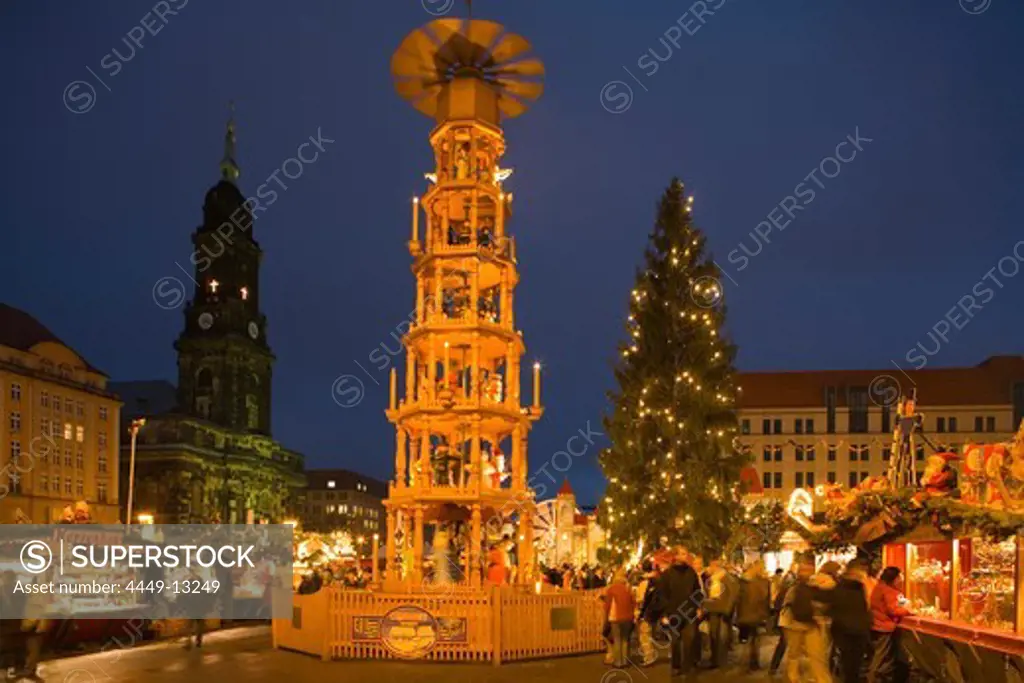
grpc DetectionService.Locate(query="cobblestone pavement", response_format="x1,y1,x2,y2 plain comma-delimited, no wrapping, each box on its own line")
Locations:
34,627,782,683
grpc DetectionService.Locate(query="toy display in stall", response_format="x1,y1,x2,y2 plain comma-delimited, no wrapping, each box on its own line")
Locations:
956,538,1016,633
961,421,1024,508
907,551,951,618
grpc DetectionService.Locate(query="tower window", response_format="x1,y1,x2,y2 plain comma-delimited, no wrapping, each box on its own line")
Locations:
208,279,220,293
240,286,249,300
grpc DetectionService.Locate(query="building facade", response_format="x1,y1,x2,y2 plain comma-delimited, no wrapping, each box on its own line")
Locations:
0,304,122,523
738,356,1024,501
301,469,386,538
115,114,304,524
535,480,606,568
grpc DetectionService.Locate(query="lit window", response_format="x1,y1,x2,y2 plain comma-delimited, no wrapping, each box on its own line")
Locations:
327,480,336,489
64,423,73,440
76,426,84,443
209,279,220,293
240,286,249,300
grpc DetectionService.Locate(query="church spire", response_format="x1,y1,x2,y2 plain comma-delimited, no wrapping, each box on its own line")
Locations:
220,101,240,183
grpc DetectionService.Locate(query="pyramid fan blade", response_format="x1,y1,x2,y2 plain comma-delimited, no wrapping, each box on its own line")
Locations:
489,33,532,66
463,20,504,64
488,57,545,79
427,19,474,67
499,79,544,102
394,76,431,100
410,83,443,118
392,27,445,80
497,92,528,119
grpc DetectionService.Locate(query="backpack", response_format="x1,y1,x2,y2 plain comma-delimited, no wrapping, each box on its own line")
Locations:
789,581,816,624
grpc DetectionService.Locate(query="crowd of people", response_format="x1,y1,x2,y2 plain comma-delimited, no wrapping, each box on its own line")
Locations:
596,548,915,682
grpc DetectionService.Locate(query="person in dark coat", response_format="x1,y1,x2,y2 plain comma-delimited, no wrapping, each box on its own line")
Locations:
830,560,874,683
655,547,702,678
735,560,771,672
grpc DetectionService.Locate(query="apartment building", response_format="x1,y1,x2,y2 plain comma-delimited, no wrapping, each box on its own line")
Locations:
737,356,1024,500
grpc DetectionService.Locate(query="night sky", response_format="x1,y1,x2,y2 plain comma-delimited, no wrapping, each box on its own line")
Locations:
2,1,1023,506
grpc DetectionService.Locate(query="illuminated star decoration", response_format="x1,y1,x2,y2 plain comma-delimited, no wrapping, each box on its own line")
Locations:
424,173,437,184
494,167,513,185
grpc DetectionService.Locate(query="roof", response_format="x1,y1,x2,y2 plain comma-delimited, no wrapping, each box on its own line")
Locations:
305,469,387,499
557,479,574,496
110,380,178,418
737,356,1024,409
0,303,105,375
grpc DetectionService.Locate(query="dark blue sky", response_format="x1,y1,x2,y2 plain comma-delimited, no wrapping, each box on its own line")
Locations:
2,1,1023,506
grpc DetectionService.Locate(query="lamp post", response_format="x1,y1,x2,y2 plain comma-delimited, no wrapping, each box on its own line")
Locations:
126,418,146,526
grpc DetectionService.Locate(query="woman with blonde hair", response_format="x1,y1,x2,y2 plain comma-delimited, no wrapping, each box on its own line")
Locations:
604,566,636,668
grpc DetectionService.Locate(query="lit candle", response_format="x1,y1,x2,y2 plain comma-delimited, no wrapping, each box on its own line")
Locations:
533,361,541,407
412,197,420,242
497,193,505,237
389,368,397,410
444,342,451,383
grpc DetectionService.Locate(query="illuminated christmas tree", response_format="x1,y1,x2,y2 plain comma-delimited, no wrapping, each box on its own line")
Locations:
599,179,745,561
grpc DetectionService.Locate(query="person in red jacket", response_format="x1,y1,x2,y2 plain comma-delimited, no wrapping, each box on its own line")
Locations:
604,568,636,668
867,566,913,683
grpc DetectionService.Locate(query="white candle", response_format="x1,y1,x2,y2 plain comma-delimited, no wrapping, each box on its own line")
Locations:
497,193,505,237
444,342,451,383
533,362,541,407
412,197,420,242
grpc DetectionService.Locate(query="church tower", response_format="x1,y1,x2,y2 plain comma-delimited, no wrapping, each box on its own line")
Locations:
175,106,273,434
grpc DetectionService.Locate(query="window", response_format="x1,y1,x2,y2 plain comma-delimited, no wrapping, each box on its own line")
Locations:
75,450,83,469
763,447,772,462
98,453,107,473
98,482,108,503
326,505,336,514
826,386,837,433
65,399,73,413
882,445,890,461
10,383,20,401
861,471,870,482
827,471,837,484
76,426,84,443
807,472,816,488
794,419,804,434
773,419,783,435
76,480,84,496
806,418,815,434
975,416,984,432
41,418,50,437
64,446,72,467
987,416,996,432
51,477,59,493
98,432,107,448
881,405,891,434
64,478,72,494
795,472,804,488
774,447,783,462
762,419,770,435
848,387,869,433
849,446,859,461
937,417,946,433
9,412,20,431
327,480,336,489
52,394,60,412
828,447,836,462
762,472,771,489
861,447,870,462
76,401,84,417
741,419,750,435
848,472,858,488
949,417,958,433
773,472,782,488
806,447,815,461
99,406,108,421
64,423,73,440
40,392,49,408
40,475,48,491
795,446,805,462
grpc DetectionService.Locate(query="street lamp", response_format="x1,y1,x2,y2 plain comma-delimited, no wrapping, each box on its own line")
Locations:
137,513,154,525
126,418,146,527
